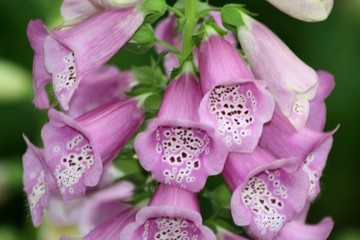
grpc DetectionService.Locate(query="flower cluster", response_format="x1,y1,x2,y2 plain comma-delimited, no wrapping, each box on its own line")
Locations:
23,0,336,239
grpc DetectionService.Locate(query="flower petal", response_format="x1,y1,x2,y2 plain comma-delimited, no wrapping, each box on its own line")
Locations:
67,66,136,118
198,34,253,94
306,71,335,131
260,107,334,161
22,135,57,226
303,137,333,201
61,207,138,240
276,217,334,240
267,0,334,22
27,20,52,109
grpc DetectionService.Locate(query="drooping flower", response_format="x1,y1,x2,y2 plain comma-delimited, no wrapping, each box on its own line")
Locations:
27,6,144,110
223,147,309,240
121,184,216,239
266,0,334,22
135,69,228,192
198,30,275,152
41,98,144,202
22,135,58,227
276,204,334,240
67,65,137,118
237,14,319,130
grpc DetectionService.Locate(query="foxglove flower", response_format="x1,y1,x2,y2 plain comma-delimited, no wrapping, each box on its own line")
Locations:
237,14,319,130
61,207,138,240
135,71,227,192
266,0,334,22
223,148,309,240
67,65,137,118
198,32,275,152
22,135,58,226
121,184,215,239
27,6,144,110
277,204,334,240
41,98,144,202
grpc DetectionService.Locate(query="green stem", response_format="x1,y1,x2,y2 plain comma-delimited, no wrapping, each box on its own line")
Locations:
155,39,181,54
166,5,184,17
181,0,197,60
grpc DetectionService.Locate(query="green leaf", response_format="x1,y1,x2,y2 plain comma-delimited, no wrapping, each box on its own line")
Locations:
140,0,167,24
125,25,155,53
221,4,245,33
192,21,227,47
132,24,155,44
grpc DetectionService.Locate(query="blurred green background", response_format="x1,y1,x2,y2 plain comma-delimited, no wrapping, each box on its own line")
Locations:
0,0,359,239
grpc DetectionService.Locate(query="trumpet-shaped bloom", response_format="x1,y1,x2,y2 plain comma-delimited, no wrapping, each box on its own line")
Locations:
67,65,137,118
223,148,309,240
266,0,334,22
27,7,143,110
41,99,144,202
237,14,319,130
135,72,228,192
22,136,58,227
121,184,216,239
198,33,275,152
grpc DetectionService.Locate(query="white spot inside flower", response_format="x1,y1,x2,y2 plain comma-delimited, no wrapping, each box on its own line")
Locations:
293,96,306,115
29,171,45,210
142,217,200,240
54,52,77,93
241,170,288,235
53,146,60,153
303,153,319,200
155,126,208,189
54,135,94,190
208,84,256,147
